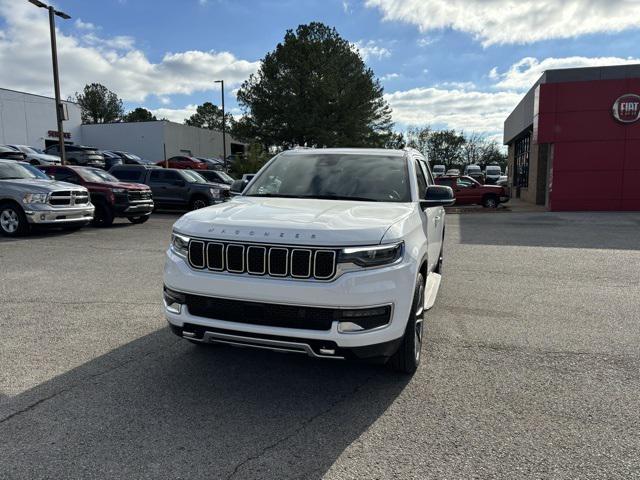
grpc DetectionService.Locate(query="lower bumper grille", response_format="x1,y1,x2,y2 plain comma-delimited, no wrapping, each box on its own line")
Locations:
185,294,338,330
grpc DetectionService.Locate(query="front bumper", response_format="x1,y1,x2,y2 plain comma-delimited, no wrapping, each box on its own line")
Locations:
499,195,510,203
163,248,417,352
24,204,94,225
113,200,154,216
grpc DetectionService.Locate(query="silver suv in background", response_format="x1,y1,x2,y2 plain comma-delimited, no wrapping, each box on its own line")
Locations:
484,165,502,185
6,145,61,165
0,160,94,236
432,164,445,177
45,144,106,169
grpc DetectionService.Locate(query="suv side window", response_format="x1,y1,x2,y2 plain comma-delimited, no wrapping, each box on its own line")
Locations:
53,168,80,184
419,160,434,185
457,177,475,189
414,159,428,200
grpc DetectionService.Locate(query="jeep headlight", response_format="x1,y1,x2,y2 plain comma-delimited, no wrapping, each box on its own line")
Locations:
338,242,403,268
171,231,190,258
23,193,48,204
209,188,220,199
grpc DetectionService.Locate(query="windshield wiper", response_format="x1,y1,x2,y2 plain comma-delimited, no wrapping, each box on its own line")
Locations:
0,177,26,180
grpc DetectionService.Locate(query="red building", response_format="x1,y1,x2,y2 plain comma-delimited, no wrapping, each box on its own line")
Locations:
504,65,640,211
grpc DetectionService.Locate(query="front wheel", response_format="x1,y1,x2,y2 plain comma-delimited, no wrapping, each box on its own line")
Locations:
91,203,114,227
0,202,29,237
189,196,209,210
390,272,425,374
482,195,498,208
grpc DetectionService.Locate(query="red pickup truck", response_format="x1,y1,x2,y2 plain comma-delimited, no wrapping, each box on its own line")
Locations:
39,165,154,226
435,175,509,208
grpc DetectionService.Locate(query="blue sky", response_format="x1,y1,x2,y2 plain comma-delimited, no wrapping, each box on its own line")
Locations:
2,0,640,141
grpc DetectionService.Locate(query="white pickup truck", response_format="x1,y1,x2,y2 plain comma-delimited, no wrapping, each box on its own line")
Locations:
163,148,454,373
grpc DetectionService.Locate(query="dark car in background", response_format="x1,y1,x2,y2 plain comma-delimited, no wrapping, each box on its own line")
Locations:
6,145,61,165
100,150,124,170
158,156,207,170
109,165,226,210
0,146,26,161
45,144,106,169
39,165,153,226
112,151,156,165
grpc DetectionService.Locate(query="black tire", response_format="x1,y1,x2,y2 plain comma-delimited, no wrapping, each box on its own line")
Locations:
128,215,150,224
0,202,29,237
482,195,499,208
91,203,114,227
189,195,209,210
390,272,425,374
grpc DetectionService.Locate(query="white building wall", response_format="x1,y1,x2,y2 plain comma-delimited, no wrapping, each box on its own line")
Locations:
0,88,82,148
81,121,166,161
82,121,243,161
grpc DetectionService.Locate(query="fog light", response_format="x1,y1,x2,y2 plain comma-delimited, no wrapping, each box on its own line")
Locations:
40,214,46,220
338,306,392,333
163,287,186,314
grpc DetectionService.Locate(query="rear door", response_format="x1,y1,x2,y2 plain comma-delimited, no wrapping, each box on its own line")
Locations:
148,170,184,205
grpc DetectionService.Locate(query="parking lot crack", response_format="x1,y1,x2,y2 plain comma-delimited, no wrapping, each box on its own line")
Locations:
224,372,379,480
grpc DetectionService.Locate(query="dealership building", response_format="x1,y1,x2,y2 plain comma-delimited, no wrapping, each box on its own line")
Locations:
0,87,245,161
504,64,640,211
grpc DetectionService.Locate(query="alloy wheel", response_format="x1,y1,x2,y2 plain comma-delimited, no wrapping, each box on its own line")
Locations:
192,199,207,210
0,209,19,234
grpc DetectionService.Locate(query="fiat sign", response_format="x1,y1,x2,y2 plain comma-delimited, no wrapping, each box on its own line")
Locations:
613,94,640,123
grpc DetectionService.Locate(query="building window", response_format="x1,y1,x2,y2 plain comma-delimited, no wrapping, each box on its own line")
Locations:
514,133,530,188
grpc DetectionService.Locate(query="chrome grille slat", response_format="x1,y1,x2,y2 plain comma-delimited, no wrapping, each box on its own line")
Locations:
48,190,90,206
188,240,337,281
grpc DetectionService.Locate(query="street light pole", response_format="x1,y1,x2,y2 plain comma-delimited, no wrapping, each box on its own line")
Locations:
29,0,71,165
215,80,227,171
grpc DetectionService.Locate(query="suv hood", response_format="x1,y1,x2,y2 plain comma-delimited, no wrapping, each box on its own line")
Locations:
84,181,149,190
0,178,85,193
174,196,415,246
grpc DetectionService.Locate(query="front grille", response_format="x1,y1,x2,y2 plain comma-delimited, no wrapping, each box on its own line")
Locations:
49,190,90,206
188,239,337,281
185,295,339,330
127,190,152,201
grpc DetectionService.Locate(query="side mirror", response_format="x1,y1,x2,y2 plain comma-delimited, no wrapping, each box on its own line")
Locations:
421,185,455,208
230,179,249,194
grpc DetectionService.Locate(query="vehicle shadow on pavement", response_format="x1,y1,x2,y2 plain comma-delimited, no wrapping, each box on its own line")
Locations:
455,211,640,250
0,327,410,480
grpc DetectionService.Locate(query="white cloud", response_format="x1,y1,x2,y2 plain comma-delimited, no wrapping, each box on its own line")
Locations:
386,86,520,139
416,37,435,47
381,73,400,81
436,81,476,90
352,40,391,61
149,104,198,123
0,1,259,102
490,56,640,91
342,0,351,13
75,19,97,31
365,0,640,46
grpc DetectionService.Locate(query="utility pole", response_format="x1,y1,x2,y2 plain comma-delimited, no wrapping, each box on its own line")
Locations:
215,80,227,171
29,0,70,165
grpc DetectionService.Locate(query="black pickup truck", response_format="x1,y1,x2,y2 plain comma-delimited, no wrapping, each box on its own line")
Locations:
108,165,229,210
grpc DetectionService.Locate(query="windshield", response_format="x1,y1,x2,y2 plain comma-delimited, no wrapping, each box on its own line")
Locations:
181,170,207,183
79,168,119,183
244,153,411,202
13,145,38,154
0,162,44,180
486,167,501,174
433,166,445,172
215,171,234,183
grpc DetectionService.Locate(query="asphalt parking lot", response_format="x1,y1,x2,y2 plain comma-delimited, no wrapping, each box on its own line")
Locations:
1,211,639,479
